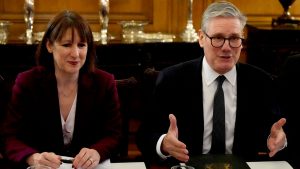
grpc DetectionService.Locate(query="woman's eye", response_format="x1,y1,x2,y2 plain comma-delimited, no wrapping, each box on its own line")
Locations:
78,43,86,47
62,44,71,47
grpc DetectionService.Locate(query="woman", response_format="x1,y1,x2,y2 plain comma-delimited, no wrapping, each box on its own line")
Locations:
1,10,122,169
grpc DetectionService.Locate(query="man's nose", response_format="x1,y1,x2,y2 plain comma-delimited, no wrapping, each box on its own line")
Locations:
221,39,231,49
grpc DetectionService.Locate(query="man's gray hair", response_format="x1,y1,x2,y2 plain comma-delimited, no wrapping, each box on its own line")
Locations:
201,1,247,32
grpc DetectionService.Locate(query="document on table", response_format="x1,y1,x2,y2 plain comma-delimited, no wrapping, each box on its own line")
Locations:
110,162,147,169
59,158,111,169
59,158,147,169
246,161,293,169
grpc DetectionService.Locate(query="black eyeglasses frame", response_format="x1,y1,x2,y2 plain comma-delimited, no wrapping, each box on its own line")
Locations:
203,32,244,48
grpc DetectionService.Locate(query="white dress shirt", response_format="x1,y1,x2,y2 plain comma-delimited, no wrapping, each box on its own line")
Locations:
202,57,237,154
61,94,77,145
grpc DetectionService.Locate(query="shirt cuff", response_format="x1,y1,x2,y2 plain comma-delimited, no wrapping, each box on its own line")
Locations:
279,136,288,151
267,135,288,151
156,134,171,159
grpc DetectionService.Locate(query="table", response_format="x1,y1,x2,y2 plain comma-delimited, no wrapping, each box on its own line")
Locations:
0,157,295,169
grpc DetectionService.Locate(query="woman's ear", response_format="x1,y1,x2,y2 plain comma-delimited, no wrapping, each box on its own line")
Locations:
46,40,53,53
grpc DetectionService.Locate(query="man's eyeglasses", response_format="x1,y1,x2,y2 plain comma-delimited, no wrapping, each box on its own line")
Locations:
204,32,244,48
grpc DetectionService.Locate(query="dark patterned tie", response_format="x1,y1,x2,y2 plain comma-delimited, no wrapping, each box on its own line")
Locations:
210,75,226,154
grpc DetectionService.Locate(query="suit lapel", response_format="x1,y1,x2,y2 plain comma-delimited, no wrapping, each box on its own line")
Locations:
232,63,249,153
41,72,65,150
72,73,94,144
182,58,204,154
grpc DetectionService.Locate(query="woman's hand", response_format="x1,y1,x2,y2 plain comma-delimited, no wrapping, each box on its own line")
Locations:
73,147,101,169
26,152,61,168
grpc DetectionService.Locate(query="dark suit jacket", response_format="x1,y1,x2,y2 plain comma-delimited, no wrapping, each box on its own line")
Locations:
137,57,279,165
277,54,300,169
1,66,122,167
0,74,6,157
0,74,6,123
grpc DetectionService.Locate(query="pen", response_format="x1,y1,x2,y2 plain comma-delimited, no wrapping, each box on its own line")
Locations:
61,159,74,163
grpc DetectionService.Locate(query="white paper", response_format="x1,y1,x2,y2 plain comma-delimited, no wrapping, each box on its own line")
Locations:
110,162,146,169
96,159,111,169
246,161,293,169
59,158,146,169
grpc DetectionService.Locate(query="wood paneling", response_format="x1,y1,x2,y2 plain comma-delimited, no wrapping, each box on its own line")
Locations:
227,0,300,24
0,0,158,40
1,0,300,41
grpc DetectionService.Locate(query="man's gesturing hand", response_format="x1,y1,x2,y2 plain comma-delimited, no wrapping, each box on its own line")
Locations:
161,114,189,162
268,118,286,157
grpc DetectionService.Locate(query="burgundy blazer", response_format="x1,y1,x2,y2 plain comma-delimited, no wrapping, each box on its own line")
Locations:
1,66,122,166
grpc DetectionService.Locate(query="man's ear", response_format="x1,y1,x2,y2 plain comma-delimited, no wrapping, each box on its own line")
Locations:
198,30,205,47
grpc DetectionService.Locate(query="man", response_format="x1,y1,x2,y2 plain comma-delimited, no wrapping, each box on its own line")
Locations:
137,1,286,166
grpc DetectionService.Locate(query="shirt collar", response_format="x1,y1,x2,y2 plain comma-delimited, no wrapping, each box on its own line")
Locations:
202,56,236,86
